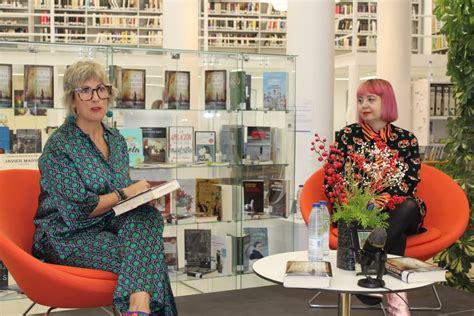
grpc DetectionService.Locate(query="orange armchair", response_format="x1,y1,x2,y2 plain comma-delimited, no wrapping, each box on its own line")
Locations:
300,164,470,261
0,169,118,314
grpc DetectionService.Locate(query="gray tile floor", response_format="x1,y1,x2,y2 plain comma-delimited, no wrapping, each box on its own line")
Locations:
3,283,474,315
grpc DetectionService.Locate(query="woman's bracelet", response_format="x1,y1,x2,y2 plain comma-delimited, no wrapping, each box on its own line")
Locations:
114,188,127,201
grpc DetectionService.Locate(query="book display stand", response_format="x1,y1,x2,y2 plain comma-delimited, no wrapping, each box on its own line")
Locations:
0,41,296,297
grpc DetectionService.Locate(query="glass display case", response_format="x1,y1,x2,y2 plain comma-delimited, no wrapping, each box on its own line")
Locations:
0,41,296,296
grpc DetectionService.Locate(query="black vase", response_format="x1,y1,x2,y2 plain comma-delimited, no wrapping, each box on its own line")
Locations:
337,220,358,271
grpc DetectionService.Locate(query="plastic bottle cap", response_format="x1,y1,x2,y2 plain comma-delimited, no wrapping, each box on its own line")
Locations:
312,203,320,207
299,184,304,187
320,201,327,205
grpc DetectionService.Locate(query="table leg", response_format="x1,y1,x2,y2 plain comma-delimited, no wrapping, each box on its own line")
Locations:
338,293,351,316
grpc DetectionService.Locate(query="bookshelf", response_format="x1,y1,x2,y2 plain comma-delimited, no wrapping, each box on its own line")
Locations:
412,79,454,154
431,1,447,54
199,0,287,53
0,0,30,42
0,0,163,46
334,0,423,53
0,41,297,296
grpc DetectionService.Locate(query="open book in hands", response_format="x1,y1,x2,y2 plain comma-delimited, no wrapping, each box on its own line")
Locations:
112,180,180,216
283,260,332,289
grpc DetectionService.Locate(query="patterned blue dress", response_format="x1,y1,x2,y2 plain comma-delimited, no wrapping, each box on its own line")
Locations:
33,121,177,315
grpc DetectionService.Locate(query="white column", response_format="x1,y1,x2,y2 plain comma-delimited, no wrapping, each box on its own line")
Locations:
346,64,360,125
162,0,198,50
376,0,411,130
287,0,334,188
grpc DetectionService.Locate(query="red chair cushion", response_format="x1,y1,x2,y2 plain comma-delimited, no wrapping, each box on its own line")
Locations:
406,227,441,247
52,264,118,281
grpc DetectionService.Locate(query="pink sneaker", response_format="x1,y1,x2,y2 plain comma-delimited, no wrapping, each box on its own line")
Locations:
387,292,411,316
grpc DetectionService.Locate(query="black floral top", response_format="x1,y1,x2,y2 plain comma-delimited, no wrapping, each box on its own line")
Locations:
332,122,426,223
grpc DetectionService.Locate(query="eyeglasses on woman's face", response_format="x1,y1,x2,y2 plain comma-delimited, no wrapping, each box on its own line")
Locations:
74,84,111,101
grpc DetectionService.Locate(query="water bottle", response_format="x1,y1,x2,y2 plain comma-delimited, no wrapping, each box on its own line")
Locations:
319,201,330,256
295,184,304,219
308,202,324,261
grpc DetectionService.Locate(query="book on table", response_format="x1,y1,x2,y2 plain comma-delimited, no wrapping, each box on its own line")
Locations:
385,257,447,283
112,180,180,216
283,261,332,289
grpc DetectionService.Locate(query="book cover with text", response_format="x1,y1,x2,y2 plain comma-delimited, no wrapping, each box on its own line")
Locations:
141,127,167,163
242,180,265,215
195,131,216,163
24,65,54,113
243,227,268,272
168,126,193,164
205,70,227,110
184,229,212,269
246,126,272,161
119,69,146,109
119,128,144,167
195,178,221,219
263,72,287,110
164,70,190,110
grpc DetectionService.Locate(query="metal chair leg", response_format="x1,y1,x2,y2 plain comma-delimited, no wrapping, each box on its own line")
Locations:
409,284,442,311
22,302,36,316
45,307,58,315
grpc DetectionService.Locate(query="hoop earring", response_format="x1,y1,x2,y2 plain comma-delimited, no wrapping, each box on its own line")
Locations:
106,110,113,118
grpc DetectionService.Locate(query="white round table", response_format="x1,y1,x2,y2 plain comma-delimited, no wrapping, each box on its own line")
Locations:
253,250,434,316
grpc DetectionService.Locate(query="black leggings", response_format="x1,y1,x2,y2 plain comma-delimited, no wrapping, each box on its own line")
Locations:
384,199,422,256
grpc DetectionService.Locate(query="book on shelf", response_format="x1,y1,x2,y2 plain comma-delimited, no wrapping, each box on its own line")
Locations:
0,127,10,154
283,261,332,289
245,126,272,162
234,234,251,273
229,70,246,110
168,126,193,164
268,178,288,218
15,129,42,154
243,227,268,272
214,184,240,222
13,90,25,116
195,178,221,220
118,69,146,109
0,64,12,108
172,178,195,219
163,70,190,110
385,257,447,283
24,65,54,112
184,229,212,270
119,128,144,167
263,72,287,110
242,180,265,215
141,127,167,164
112,179,180,216
220,124,244,164
211,234,233,276
205,70,227,110
111,65,122,99
163,236,178,273
194,131,216,163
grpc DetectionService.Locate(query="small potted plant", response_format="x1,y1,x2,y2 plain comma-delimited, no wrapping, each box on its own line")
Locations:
312,134,407,270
